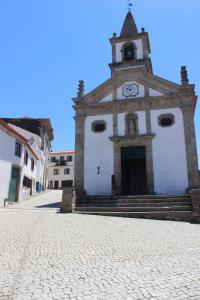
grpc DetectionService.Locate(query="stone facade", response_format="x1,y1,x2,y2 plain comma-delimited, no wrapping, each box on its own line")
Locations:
72,11,199,198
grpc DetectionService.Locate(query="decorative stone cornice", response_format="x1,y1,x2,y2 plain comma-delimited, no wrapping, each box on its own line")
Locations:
109,134,155,144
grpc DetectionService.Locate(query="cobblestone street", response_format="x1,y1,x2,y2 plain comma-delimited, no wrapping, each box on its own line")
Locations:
0,190,200,300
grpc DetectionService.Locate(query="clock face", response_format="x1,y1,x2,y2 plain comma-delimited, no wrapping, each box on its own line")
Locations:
122,84,139,98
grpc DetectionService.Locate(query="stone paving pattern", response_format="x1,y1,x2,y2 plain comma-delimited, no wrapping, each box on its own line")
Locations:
0,191,200,300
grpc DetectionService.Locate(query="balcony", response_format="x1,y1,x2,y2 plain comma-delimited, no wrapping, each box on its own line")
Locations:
55,160,67,166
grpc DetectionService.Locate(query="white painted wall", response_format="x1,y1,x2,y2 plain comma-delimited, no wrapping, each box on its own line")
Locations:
0,127,39,204
19,147,37,201
117,82,145,100
0,129,21,165
0,160,12,206
116,39,143,63
151,108,188,194
99,93,113,103
9,124,45,189
118,111,147,136
84,115,114,195
149,88,165,97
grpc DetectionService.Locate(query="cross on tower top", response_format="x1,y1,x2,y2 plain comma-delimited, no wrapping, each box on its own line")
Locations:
128,0,133,12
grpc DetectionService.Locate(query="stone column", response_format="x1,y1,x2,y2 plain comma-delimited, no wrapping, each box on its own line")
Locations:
181,106,199,189
74,115,85,197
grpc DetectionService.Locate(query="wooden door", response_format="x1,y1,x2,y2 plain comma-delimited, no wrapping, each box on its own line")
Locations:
8,167,20,203
54,181,59,189
121,146,147,195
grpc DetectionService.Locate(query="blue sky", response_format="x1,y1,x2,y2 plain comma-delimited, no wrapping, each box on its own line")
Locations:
0,0,199,165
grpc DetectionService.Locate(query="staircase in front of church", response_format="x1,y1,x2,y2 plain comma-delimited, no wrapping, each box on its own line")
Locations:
74,194,193,222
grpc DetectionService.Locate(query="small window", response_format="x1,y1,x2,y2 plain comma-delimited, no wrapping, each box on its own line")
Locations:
23,176,31,188
54,169,59,175
64,168,70,175
15,142,22,157
51,157,56,162
92,121,106,133
31,159,35,172
24,151,28,165
60,156,64,162
158,114,175,128
67,156,72,162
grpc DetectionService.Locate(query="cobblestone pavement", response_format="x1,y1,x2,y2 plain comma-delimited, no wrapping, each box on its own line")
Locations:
0,190,200,300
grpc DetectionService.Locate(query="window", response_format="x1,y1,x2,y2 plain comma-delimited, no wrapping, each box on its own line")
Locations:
67,156,73,162
60,156,64,162
92,121,106,133
23,176,31,188
31,159,35,172
54,169,59,175
123,43,135,61
24,151,28,165
158,114,175,128
64,168,70,175
62,180,73,188
15,142,22,157
51,157,56,162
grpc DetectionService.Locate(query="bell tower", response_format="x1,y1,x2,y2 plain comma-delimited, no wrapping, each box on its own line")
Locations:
109,11,152,76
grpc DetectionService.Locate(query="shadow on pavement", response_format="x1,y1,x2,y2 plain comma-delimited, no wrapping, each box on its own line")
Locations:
35,202,61,209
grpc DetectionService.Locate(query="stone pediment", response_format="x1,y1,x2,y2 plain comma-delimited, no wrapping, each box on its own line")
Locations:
80,70,181,105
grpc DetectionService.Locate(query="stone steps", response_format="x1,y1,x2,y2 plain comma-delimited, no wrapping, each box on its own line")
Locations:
75,194,192,222
78,201,190,207
74,211,192,222
75,205,191,212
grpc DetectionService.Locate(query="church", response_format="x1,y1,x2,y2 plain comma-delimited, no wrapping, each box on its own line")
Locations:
72,10,199,199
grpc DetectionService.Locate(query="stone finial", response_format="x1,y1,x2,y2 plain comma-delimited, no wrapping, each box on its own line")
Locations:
113,32,117,38
181,66,189,85
141,27,145,33
77,80,85,98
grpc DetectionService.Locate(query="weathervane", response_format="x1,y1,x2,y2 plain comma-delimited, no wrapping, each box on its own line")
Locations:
128,0,133,11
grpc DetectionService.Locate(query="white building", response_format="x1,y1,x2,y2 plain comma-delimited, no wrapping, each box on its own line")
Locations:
73,12,199,197
0,119,40,206
2,117,54,191
48,150,75,189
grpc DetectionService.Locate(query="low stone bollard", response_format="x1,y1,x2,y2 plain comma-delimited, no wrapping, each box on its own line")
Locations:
61,188,76,213
189,189,200,224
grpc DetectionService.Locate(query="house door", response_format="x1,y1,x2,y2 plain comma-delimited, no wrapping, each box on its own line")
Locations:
8,167,20,203
30,180,32,196
54,181,59,189
121,146,147,195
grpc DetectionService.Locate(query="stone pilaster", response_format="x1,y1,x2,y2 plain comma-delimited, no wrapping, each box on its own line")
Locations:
181,107,199,189
145,110,154,194
74,115,85,197
112,43,116,64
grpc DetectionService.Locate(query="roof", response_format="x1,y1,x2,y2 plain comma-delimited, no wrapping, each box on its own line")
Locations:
0,119,39,160
120,12,138,38
50,150,75,155
2,118,54,141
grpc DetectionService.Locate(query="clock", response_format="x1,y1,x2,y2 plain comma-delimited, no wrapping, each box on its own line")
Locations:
122,83,139,98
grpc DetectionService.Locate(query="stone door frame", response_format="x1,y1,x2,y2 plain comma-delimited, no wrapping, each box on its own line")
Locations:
110,134,155,195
